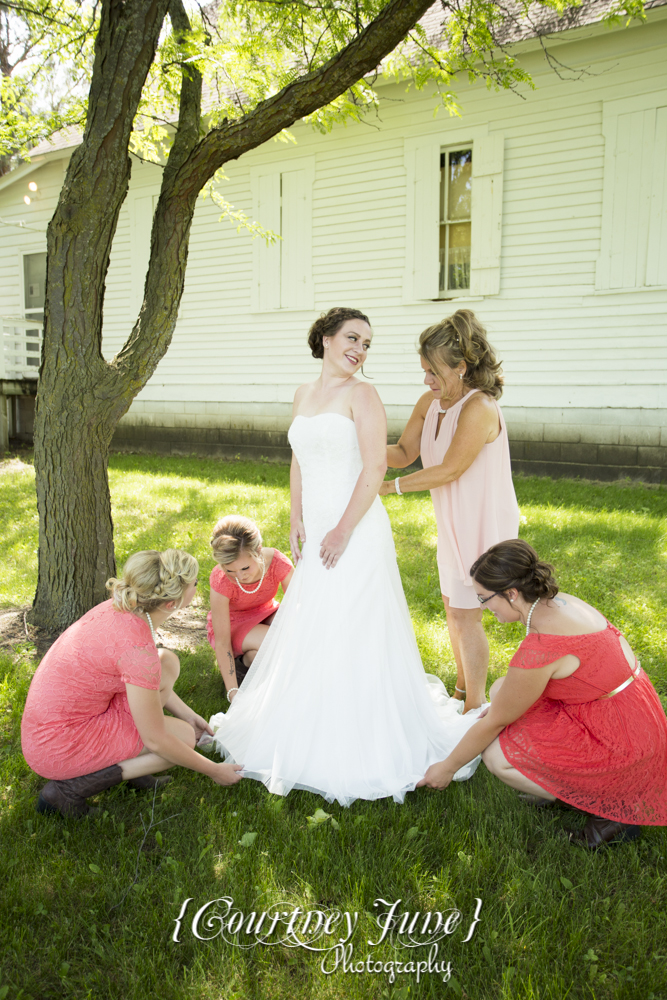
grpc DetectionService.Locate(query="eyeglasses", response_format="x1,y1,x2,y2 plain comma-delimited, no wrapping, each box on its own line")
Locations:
477,591,501,605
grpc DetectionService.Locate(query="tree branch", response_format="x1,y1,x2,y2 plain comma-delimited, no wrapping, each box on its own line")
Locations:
114,0,435,386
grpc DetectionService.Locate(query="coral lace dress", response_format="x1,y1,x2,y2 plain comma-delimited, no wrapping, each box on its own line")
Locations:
206,550,293,657
21,601,160,780
500,622,667,824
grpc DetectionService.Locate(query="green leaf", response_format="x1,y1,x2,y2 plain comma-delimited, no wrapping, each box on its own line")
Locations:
155,830,163,847
448,976,462,994
483,945,493,965
238,831,257,847
88,863,101,874
197,843,214,862
560,876,574,891
306,808,332,826
330,817,340,830
405,826,421,840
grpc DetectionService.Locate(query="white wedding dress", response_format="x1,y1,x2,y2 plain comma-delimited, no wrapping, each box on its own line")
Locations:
208,413,486,806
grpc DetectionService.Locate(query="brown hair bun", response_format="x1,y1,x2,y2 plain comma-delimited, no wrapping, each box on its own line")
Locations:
307,307,371,359
470,539,559,602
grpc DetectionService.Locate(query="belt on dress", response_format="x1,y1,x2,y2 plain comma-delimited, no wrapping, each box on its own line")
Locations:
599,661,641,700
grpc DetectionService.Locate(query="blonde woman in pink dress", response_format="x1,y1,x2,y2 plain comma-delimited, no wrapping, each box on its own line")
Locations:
21,549,243,817
380,310,519,713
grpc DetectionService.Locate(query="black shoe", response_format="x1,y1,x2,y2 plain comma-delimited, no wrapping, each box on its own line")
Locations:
569,815,641,849
125,774,172,791
234,655,249,685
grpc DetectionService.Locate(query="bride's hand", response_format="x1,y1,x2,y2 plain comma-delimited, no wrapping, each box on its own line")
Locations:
416,761,455,790
290,520,306,563
319,527,351,569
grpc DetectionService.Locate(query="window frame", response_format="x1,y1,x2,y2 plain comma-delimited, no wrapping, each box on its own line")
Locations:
403,128,504,303
439,145,473,297
19,248,46,371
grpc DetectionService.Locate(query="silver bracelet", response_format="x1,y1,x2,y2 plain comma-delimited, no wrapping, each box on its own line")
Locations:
394,477,403,496
227,687,239,701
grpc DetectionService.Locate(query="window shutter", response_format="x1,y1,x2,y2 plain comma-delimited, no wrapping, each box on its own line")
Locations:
280,162,314,310
597,96,667,290
130,194,155,314
404,135,440,301
470,134,504,296
646,106,667,288
251,170,281,311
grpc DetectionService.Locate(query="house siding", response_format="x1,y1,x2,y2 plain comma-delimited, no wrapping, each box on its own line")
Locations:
2,11,666,479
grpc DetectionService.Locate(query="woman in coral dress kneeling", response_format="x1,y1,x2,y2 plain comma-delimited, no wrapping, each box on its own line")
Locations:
419,539,667,848
22,549,243,817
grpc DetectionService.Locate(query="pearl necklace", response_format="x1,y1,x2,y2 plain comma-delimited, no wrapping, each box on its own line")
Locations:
235,558,266,595
525,598,540,635
144,610,157,645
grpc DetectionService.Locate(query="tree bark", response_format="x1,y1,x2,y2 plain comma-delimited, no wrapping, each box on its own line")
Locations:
31,0,435,629
31,0,170,629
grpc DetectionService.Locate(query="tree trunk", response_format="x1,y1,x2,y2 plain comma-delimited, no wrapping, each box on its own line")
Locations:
31,0,170,630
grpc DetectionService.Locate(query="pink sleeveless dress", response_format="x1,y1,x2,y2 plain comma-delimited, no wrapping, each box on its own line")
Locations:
420,391,519,608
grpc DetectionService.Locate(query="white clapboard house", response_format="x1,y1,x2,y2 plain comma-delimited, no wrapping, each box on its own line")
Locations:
1,0,666,481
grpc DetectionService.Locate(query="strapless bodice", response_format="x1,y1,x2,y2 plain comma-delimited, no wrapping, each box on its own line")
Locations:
289,413,385,545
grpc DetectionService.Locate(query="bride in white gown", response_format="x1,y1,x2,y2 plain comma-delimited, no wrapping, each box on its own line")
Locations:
208,308,485,806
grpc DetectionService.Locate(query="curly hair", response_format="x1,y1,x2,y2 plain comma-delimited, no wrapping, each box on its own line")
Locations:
307,307,371,359
211,515,263,566
419,309,504,401
470,540,559,603
107,549,198,614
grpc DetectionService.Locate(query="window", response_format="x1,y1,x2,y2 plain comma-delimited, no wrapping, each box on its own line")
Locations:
404,131,503,301
251,157,314,311
440,148,472,293
22,251,46,368
596,96,667,290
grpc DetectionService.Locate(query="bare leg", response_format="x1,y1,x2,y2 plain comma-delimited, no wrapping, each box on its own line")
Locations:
442,597,489,713
241,621,272,667
118,717,196,780
118,648,195,781
482,737,556,800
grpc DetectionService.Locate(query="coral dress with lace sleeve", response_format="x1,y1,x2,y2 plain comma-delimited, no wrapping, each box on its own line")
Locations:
21,600,161,780
206,549,293,657
499,622,667,824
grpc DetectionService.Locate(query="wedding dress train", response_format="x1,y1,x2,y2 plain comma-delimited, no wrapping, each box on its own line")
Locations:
208,413,485,806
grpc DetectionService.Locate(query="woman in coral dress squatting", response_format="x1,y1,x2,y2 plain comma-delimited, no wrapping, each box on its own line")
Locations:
206,514,293,700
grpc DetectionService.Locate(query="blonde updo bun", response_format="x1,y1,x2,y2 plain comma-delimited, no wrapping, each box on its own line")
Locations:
419,309,504,400
470,540,559,602
211,515,263,566
107,549,198,613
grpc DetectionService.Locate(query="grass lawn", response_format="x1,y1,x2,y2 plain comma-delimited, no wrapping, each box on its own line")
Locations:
1,452,666,1000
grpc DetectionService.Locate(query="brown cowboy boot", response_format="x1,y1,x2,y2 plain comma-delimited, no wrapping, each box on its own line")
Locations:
37,764,124,818
569,815,641,849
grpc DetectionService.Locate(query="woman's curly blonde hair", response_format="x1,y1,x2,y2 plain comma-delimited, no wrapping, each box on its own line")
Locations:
419,309,504,401
107,549,198,613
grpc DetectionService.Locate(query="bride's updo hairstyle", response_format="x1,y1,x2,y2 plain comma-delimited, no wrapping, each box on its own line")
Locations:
107,549,198,613
470,540,559,603
308,307,370,359
211,515,263,566
419,309,504,401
